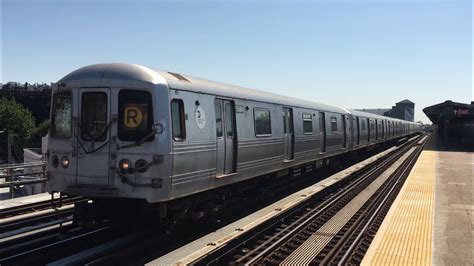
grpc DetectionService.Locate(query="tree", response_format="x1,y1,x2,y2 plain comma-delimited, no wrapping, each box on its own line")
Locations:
0,98,36,148
29,120,50,148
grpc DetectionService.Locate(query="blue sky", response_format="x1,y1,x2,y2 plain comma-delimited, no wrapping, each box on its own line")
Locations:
1,0,472,123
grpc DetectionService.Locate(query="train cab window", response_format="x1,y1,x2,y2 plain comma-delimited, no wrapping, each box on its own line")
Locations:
302,113,313,134
81,92,107,141
51,92,72,138
118,90,154,142
171,99,186,140
254,108,271,136
330,117,338,132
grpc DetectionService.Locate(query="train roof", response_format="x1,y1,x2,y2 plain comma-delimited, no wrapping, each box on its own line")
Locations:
349,109,413,124
59,63,347,114
58,63,420,125
158,70,349,114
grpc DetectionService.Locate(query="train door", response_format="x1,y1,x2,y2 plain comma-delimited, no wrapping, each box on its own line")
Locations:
319,112,326,153
342,114,347,148
215,99,237,176
382,120,386,139
380,120,385,139
356,117,360,145
283,107,294,161
367,118,371,142
76,88,111,186
387,121,390,138
375,119,379,140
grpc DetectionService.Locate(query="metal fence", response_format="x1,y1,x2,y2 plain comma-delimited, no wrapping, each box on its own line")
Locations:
0,161,48,199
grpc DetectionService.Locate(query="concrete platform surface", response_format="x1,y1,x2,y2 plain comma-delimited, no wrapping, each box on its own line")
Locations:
433,149,473,265
363,134,473,265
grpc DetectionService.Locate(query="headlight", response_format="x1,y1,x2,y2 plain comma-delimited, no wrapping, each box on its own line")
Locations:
119,159,132,173
135,159,149,173
61,156,70,168
52,156,59,168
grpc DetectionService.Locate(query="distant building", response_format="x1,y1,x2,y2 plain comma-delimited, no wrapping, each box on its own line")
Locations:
384,100,415,122
356,99,415,122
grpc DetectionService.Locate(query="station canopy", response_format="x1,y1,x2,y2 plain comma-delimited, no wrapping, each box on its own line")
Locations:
423,100,474,125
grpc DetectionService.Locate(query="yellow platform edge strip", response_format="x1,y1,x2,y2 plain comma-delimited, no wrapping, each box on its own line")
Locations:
362,150,436,266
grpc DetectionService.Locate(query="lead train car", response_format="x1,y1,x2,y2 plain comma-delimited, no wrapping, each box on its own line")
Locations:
47,63,421,206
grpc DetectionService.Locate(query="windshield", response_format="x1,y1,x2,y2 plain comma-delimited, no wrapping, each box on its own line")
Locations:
51,92,72,138
118,90,154,141
81,92,108,141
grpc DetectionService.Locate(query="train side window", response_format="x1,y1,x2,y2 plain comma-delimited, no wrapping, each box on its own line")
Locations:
51,92,72,138
361,119,366,131
330,117,338,132
302,113,313,134
254,108,271,136
118,90,154,142
171,99,186,141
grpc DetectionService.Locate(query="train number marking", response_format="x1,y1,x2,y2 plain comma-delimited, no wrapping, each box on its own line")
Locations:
124,106,143,128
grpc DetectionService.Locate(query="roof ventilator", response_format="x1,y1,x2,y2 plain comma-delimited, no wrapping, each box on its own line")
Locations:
168,72,190,82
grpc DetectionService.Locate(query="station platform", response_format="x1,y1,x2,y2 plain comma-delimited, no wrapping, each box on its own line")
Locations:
0,192,54,210
362,134,473,265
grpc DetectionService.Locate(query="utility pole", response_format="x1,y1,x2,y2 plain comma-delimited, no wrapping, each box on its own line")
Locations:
0,130,13,164
7,131,12,164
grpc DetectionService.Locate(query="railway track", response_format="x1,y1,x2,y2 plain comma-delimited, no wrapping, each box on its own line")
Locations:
0,194,91,265
319,136,428,265
0,221,116,265
0,194,82,219
0,137,423,265
0,194,86,234
190,134,427,265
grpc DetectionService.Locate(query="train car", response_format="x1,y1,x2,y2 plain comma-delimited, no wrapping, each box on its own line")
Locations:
47,63,421,218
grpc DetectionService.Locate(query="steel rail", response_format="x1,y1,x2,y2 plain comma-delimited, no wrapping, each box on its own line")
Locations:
0,207,74,233
189,134,423,265
0,225,112,265
242,135,422,265
336,136,429,264
0,195,83,219
316,146,419,264
239,150,402,265
0,216,73,243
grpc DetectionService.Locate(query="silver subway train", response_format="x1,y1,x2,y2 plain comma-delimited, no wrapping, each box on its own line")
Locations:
47,63,421,207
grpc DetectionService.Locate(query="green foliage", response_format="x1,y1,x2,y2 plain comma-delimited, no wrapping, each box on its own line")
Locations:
0,97,36,147
29,120,50,148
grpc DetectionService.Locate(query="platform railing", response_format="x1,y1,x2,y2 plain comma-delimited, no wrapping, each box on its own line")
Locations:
0,161,48,199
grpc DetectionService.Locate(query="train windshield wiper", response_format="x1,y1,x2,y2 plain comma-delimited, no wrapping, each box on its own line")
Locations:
75,120,111,154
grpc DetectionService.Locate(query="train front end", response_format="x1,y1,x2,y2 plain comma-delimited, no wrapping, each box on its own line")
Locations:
46,64,172,203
